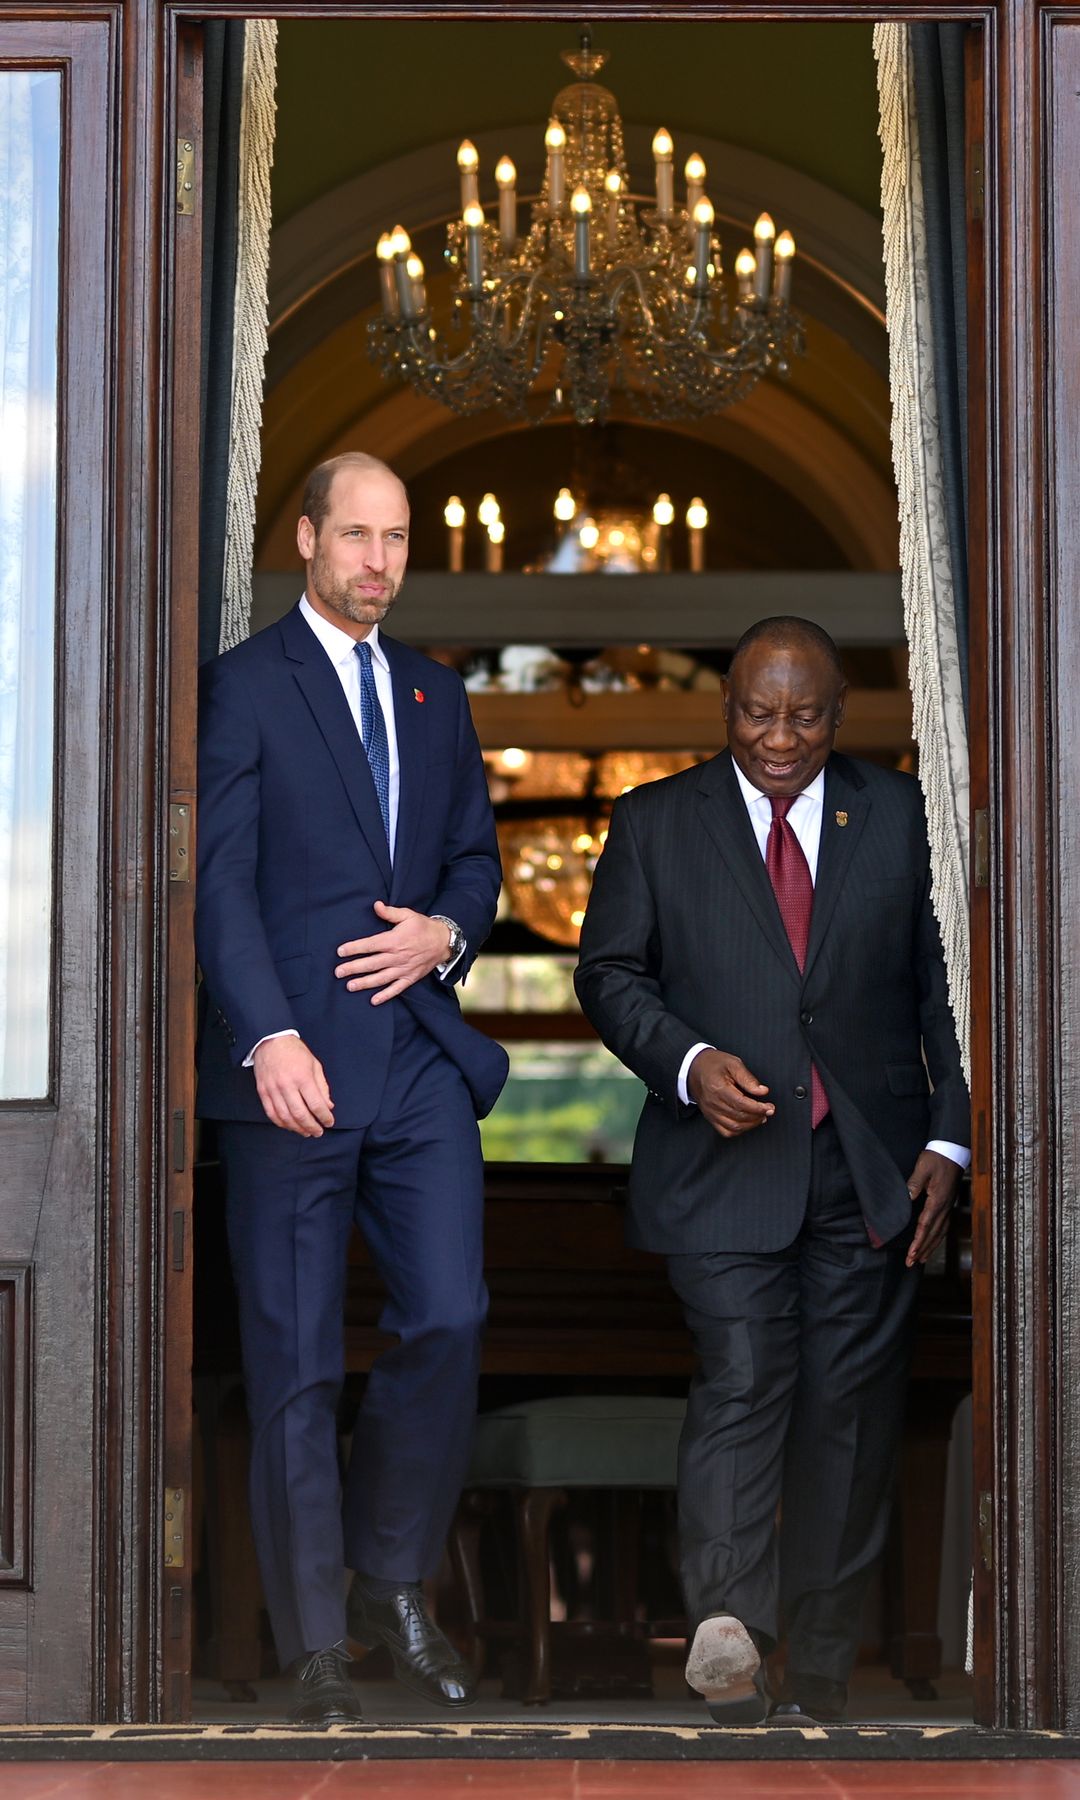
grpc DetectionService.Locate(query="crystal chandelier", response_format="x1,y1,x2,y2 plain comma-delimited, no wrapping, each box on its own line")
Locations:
368,31,804,427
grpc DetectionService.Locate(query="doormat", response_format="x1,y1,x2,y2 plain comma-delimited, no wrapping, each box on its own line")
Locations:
0,1722,1079,1761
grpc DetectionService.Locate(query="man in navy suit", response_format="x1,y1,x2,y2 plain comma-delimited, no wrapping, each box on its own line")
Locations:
576,618,969,1725
196,452,507,1723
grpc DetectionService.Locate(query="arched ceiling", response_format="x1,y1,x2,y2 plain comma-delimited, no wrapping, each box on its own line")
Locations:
259,19,894,579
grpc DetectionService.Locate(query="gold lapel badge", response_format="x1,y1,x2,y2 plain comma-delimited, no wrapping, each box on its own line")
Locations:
835,809,849,827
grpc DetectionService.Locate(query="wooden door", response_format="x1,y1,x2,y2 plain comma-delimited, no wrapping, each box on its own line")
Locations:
0,18,114,1722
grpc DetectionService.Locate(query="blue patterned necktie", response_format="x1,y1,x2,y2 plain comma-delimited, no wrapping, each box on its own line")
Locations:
354,640,391,852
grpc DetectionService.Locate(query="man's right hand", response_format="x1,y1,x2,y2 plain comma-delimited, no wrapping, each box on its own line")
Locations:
687,1048,774,1138
252,1035,335,1137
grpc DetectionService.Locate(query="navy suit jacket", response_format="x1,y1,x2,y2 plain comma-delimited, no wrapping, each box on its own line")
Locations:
195,603,508,1127
575,750,970,1252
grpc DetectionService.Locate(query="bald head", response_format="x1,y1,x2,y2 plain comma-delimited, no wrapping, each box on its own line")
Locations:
300,452,409,539
728,616,844,684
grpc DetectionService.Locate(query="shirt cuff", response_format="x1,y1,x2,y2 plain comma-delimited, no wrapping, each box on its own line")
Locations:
243,1028,299,1069
677,1042,715,1107
926,1138,971,1170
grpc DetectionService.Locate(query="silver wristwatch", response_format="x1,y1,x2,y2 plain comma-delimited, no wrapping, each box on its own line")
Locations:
432,914,466,970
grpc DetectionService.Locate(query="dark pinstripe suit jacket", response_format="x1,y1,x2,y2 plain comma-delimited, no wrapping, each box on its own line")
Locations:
574,749,969,1252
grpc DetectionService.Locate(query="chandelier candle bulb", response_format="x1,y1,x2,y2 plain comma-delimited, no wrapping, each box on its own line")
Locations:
485,517,505,572
604,168,622,234
773,230,796,303
579,518,600,551
457,139,480,211
478,491,501,529
463,202,485,293
685,152,707,215
735,247,757,299
687,496,709,572
554,486,577,529
692,198,715,294
443,496,466,572
545,120,567,209
376,232,399,319
753,212,776,302
404,253,426,318
495,156,518,246
652,127,674,217
571,185,592,281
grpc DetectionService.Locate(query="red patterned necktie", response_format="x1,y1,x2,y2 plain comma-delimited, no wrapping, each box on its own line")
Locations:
766,795,829,1127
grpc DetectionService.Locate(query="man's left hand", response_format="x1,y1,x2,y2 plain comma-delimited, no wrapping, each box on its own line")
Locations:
336,903,452,1004
904,1149,964,1268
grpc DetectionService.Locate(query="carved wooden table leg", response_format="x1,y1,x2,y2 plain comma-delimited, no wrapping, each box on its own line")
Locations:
517,1488,567,1705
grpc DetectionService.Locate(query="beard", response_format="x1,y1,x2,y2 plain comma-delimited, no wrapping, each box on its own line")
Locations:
310,549,402,628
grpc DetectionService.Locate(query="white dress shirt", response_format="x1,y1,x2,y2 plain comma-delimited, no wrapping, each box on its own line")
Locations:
676,763,970,1171
243,596,459,1066
299,595,401,858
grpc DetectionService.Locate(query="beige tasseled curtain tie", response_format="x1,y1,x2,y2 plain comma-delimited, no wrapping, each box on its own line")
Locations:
874,22,971,1087
219,19,278,655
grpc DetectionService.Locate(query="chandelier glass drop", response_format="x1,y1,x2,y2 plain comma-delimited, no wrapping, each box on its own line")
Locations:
367,32,805,427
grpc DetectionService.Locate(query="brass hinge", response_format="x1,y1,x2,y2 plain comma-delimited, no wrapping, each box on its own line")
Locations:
978,1489,993,1572
969,138,985,222
176,136,195,215
169,802,191,882
973,808,990,889
164,1488,186,1569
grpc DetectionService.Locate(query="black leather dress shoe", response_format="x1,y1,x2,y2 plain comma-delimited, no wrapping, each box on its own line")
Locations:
289,1645,363,1725
347,1579,477,1707
769,1670,848,1725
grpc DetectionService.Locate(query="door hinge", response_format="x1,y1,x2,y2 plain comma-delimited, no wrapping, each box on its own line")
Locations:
176,136,195,214
169,802,192,882
164,1487,186,1568
978,1489,993,1572
973,808,990,889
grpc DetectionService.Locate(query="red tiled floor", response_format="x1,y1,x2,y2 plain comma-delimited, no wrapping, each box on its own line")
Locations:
1,1764,1080,1800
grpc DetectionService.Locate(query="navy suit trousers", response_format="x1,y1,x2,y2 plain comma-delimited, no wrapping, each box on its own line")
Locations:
667,1117,921,1685
220,1009,486,1669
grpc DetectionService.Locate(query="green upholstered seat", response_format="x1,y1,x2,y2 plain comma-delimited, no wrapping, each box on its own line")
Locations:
467,1394,686,1491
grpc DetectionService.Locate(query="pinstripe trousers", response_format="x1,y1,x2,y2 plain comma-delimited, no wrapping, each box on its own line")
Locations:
667,1115,921,1685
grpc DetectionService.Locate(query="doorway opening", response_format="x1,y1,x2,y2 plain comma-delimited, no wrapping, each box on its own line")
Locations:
170,11,985,1734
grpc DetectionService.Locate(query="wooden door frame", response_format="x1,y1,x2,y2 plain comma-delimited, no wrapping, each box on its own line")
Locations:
93,0,1074,1729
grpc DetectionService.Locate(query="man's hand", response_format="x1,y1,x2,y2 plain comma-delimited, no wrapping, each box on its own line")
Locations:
252,1035,334,1137
335,902,453,1005
904,1149,963,1267
687,1048,775,1138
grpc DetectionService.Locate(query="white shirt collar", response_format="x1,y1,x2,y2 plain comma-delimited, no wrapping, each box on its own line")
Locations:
732,759,826,813
299,593,388,670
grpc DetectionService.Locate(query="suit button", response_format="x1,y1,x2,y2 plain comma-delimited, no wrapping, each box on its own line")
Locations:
801,1010,813,1024
794,1084,808,1099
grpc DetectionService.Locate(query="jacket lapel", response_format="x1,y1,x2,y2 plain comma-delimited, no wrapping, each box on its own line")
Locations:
280,605,393,889
802,757,870,982
384,637,428,901
696,752,802,986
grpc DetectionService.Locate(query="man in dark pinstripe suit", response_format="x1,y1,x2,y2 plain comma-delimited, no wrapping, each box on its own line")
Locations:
575,617,969,1724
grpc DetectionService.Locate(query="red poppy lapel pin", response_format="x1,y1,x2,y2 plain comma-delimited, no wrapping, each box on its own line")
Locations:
413,687,425,703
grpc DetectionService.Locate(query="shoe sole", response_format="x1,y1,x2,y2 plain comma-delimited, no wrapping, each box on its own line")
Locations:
685,1614,761,1699
705,1688,770,1726
351,1623,478,1708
